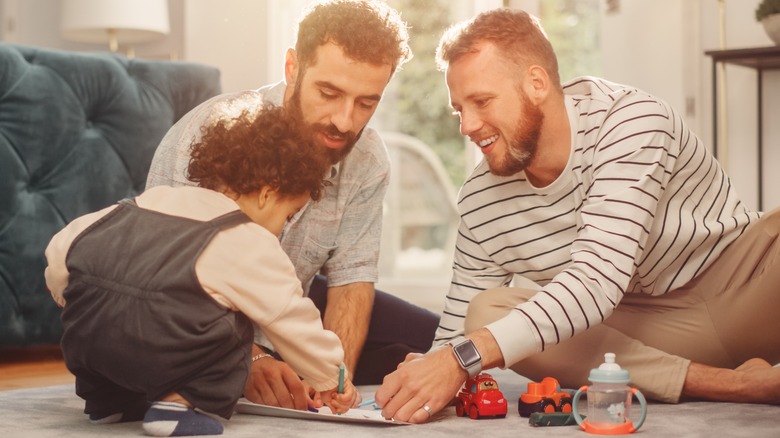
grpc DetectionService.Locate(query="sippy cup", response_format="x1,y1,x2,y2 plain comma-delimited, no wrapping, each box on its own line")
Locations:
572,353,647,434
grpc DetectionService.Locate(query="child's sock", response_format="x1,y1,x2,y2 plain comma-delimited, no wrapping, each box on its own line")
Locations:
89,401,150,424
142,401,224,437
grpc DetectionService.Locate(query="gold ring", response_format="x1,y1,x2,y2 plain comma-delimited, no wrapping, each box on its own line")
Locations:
422,405,432,417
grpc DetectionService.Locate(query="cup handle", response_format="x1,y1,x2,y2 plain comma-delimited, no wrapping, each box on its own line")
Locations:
630,388,647,431
571,386,588,427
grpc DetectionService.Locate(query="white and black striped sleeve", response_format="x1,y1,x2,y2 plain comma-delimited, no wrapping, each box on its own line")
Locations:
434,214,513,345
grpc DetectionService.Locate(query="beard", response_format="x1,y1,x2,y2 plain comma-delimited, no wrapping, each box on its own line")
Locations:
288,78,362,165
488,91,544,177
313,121,361,164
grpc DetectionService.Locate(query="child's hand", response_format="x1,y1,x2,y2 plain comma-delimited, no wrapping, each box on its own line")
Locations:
304,380,324,411
320,379,358,414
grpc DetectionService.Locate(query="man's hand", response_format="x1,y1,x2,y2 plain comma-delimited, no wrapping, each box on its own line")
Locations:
374,328,505,424
243,355,308,411
375,347,466,423
396,352,423,369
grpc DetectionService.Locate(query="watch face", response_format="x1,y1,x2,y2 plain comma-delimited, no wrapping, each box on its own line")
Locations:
454,340,481,366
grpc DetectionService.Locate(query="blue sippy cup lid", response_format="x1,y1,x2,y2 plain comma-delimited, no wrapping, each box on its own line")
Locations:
589,353,630,383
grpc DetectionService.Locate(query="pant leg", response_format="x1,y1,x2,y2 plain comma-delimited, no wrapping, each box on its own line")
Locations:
464,287,689,403
67,362,149,417
605,207,780,370
685,208,780,365
308,275,440,384
176,317,255,419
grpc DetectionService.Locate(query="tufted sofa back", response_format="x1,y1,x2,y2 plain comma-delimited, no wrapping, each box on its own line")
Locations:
0,44,222,346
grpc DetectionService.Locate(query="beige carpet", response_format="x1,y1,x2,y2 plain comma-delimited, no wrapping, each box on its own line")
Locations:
1,369,777,437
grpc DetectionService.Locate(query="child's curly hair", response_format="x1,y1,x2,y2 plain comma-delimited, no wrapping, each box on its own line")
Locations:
187,104,330,201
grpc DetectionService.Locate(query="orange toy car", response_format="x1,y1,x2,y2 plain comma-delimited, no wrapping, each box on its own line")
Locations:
517,377,573,417
455,373,507,419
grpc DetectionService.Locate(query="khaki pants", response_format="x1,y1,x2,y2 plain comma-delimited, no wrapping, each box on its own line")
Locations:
464,209,780,403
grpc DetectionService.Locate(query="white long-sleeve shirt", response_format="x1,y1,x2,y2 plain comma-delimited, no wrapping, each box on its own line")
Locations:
45,185,345,391
435,76,760,368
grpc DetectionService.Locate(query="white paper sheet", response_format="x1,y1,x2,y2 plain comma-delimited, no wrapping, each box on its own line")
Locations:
234,399,410,426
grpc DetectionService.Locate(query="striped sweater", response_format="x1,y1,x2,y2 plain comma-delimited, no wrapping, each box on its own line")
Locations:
436,76,761,367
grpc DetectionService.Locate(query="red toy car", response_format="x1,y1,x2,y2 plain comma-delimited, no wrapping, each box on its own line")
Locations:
517,377,573,417
455,373,507,419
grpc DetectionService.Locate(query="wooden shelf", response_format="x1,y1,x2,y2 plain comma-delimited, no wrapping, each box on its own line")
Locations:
705,45,780,211
705,45,780,70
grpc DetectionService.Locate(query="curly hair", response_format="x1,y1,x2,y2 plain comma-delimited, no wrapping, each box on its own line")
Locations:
187,105,330,201
296,0,412,74
436,8,561,89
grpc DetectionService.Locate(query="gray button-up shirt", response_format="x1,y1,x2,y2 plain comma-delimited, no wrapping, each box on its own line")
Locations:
146,82,388,293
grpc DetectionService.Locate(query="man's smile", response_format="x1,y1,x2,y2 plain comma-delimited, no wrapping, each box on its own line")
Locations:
475,134,498,154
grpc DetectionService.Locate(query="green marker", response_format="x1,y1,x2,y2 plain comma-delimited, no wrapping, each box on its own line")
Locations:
338,364,345,394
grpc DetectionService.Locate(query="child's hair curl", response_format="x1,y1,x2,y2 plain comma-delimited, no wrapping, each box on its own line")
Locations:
187,104,330,201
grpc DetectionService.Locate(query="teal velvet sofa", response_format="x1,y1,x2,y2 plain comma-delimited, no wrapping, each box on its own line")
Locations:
0,44,222,347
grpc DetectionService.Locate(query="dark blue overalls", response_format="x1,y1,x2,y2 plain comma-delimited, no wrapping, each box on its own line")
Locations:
61,199,254,419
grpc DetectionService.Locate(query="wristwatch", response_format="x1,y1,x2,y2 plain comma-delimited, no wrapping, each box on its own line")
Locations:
448,336,482,378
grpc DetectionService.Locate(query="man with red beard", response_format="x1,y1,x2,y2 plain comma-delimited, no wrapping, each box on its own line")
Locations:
146,0,439,412
375,8,780,424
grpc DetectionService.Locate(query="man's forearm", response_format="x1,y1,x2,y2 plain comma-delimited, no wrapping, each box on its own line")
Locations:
469,328,505,370
322,282,375,375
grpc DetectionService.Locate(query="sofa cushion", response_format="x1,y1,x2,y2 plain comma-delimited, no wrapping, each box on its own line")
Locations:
0,44,222,346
